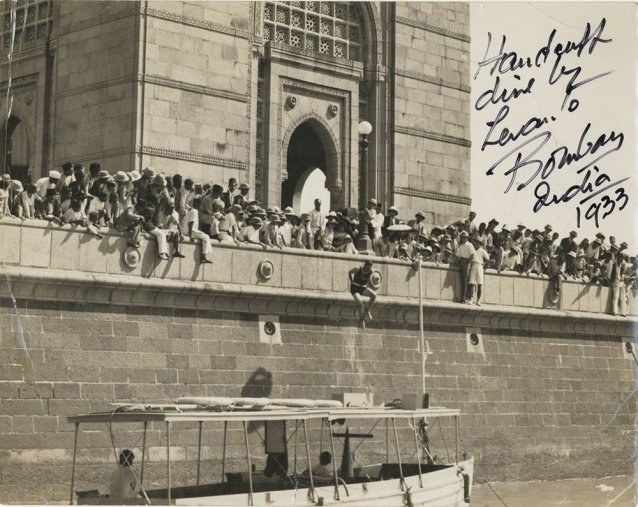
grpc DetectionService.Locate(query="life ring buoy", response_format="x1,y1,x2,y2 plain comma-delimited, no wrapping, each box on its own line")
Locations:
123,247,141,268
368,270,382,290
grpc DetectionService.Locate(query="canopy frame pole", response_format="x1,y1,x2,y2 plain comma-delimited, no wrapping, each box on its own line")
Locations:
392,418,405,490
69,422,79,505
196,421,203,486
221,421,228,484
166,421,171,504
328,418,340,500
455,415,459,464
319,418,324,453
140,421,148,487
243,421,254,506
293,420,299,475
418,257,426,393
412,417,423,488
385,419,389,462
303,419,315,502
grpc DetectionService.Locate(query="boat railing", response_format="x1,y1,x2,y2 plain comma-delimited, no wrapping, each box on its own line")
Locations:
67,402,466,505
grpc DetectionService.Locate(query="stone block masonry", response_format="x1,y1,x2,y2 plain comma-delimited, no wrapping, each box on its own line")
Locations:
0,301,634,502
0,221,636,502
392,3,471,226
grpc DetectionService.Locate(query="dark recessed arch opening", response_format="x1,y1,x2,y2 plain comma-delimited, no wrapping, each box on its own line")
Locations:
282,122,327,210
1,115,30,182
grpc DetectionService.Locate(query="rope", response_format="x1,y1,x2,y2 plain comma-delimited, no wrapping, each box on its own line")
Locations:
4,276,45,415
351,418,382,455
436,418,451,463
285,420,302,444
408,418,436,463
474,462,510,507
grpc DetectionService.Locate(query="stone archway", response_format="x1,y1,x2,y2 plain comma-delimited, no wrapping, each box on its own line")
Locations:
281,117,341,210
0,115,30,182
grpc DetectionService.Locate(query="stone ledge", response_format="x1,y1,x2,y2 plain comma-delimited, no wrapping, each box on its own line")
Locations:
1,266,634,338
0,220,635,324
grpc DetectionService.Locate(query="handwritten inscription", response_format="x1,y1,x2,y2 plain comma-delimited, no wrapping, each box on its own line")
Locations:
474,18,629,229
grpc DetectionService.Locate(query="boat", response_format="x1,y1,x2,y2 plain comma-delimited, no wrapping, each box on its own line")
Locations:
66,396,473,506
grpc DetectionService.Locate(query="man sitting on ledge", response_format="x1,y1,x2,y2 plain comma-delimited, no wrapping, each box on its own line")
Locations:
349,260,377,321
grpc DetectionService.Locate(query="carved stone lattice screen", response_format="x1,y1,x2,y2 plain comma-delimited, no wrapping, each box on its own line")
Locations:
255,60,266,199
1,0,52,48
263,1,362,61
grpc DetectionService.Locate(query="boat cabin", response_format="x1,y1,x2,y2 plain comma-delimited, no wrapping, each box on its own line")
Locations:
67,398,473,506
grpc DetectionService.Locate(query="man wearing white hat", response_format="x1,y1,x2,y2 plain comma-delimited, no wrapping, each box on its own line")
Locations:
233,182,250,210
383,206,399,234
293,213,314,249
9,180,28,217
35,170,61,199
278,207,295,247
239,215,268,249
414,211,428,238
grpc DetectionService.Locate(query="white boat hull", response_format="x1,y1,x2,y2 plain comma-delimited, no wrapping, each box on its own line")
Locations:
175,457,473,507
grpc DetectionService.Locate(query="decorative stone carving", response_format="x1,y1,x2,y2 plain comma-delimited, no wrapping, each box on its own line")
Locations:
327,104,338,117
286,95,297,109
258,260,275,281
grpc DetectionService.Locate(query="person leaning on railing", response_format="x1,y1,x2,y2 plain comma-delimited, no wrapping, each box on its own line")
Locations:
1,165,636,314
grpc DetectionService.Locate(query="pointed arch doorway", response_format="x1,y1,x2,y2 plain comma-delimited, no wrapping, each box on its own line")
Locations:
1,116,30,182
282,120,340,214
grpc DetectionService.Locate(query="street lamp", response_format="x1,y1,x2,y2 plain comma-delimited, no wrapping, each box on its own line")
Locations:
358,120,372,206
357,121,374,255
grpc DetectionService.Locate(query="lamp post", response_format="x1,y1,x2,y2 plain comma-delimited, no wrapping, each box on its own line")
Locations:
358,120,372,206
357,121,374,255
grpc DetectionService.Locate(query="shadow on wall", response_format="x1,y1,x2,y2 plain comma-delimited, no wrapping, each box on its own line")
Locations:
241,367,273,433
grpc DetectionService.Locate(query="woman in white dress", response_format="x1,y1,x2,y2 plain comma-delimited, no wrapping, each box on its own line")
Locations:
467,238,490,306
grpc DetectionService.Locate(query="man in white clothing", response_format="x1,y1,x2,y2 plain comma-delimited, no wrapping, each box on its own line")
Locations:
308,199,326,236
35,170,61,199
454,231,475,304
181,198,212,263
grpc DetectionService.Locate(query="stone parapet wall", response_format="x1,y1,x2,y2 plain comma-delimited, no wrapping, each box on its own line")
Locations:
1,220,635,324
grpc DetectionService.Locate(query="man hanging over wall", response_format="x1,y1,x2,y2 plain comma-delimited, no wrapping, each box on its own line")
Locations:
349,260,378,321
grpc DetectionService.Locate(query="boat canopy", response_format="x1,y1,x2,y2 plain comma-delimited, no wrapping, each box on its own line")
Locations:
67,404,460,425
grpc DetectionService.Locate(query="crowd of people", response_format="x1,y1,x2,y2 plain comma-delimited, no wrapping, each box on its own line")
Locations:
0,162,635,315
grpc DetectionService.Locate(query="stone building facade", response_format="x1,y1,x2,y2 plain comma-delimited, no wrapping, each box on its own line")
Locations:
1,0,470,225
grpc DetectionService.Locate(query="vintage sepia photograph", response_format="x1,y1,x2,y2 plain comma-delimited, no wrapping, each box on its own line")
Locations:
0,1,636,506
